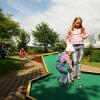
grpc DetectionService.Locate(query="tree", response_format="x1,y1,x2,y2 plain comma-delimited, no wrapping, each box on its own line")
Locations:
0,8,5,21
17,29,30,51
0,12,20,39
54,39,66,52
0,8,21,52
32,22,59,52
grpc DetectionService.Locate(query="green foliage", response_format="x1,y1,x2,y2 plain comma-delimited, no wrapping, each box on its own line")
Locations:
27,46,46,54
84,47,100,62
0,38,17,52
27,46,34,51
32,22,59,52
89,50,100,62
17,29,30,51
35,48,45,53
55,39,66,52
85,34,100,62
0,9,20,39
84,44,100,62
84,45,94,56
0,8,5,21
0,8,21,53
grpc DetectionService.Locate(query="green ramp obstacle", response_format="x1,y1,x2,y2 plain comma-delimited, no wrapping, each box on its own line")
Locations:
26,52,100,100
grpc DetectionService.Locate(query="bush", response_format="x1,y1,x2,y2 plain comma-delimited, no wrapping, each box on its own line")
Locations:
84,47,94,56
84,46,100,62
35,49,45,53
89,50,100,62
28,50,34,55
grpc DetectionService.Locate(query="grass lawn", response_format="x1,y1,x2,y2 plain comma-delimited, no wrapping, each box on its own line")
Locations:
81,57,100,67
0,58,24,75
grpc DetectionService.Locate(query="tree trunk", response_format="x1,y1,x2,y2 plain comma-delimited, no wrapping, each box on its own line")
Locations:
44,45,48,52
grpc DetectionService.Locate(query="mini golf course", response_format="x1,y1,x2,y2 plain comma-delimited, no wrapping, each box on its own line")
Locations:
26,52,100,100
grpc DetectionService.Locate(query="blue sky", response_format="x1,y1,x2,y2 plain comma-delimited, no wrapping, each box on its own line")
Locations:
0,0,100,46
0,0,51,18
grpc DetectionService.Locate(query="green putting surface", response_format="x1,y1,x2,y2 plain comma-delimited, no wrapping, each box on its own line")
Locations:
29,53,100,100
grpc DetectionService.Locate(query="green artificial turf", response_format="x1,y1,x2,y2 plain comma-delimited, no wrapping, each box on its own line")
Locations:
30,53,100,100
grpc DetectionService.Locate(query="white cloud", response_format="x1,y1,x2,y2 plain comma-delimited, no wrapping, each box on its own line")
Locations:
10,0,100,45
94,41,100,48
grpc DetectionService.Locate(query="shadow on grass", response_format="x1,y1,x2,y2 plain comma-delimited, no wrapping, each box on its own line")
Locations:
30,74,100,100
0,58,24,75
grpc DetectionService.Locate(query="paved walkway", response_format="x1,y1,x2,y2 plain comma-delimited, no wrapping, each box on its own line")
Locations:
0,56,47,100
81,64,100,74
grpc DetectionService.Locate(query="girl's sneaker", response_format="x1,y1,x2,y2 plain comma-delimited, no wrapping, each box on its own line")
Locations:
67,81,73,85
77,76,80,80
71,77,74,81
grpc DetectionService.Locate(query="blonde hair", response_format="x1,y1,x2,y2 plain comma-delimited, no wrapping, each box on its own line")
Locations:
71,17,85,33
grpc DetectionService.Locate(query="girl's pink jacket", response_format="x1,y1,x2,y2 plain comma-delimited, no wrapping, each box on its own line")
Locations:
67,28,89,45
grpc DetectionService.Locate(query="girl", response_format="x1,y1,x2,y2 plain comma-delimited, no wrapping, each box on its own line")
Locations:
56,43,75,86
67,17,89,80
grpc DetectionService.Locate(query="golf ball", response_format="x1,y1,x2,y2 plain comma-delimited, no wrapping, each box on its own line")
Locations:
78,85,83,88
79,85,82,87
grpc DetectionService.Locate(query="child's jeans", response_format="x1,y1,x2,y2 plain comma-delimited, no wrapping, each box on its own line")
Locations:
72,44,84,77
56,62,71,84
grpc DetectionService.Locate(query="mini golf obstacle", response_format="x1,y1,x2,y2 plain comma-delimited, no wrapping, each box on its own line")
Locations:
26,52,100,100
